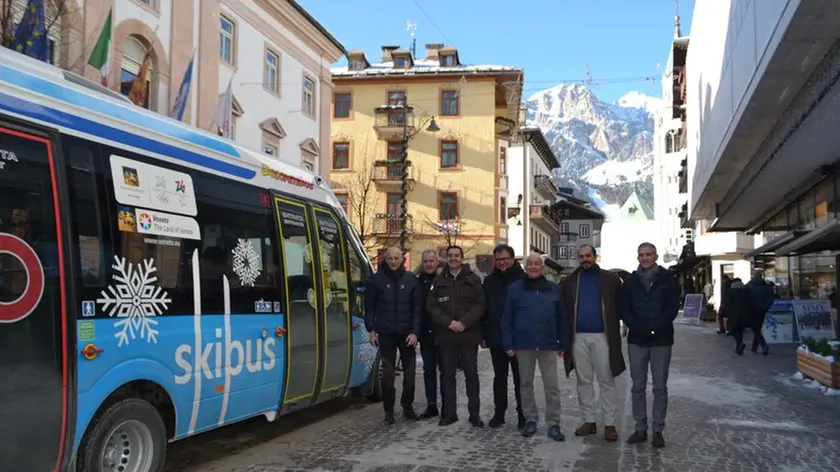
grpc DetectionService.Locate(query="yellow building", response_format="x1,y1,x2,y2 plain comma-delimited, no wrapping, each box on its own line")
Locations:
328,43,523,272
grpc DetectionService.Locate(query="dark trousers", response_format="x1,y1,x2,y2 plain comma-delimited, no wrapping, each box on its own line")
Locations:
732,323,766,350
379,333,416,413
420,336,444,408
439,343,480,419
489,348,522,416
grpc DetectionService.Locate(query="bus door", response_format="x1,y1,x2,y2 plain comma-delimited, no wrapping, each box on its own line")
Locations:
274,197,324,412
308,205,352,402
0,122,71,472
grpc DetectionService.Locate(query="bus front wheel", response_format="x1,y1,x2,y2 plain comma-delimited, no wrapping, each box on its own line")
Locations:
77,398,167,472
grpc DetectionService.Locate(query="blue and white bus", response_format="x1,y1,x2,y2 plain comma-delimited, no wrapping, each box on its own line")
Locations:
0,48,381,472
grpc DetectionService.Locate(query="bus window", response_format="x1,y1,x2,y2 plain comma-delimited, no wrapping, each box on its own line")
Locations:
312,208,351,394
0,124,66,472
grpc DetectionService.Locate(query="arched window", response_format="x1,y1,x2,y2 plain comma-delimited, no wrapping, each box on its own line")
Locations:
665,130,680,153
120,36,154,110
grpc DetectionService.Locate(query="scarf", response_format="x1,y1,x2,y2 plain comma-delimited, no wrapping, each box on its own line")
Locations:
636,265,659,292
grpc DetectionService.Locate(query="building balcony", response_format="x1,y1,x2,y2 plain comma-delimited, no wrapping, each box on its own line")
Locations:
678,157,688,194
371,214,414,236
372,161,415,190
678,203,691,229
557,233,577,243
373,105,414,141
534,175,558,201
530,204,559,234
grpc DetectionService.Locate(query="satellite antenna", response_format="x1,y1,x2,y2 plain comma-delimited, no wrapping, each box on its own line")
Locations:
407,21,417,58
584,64,593,86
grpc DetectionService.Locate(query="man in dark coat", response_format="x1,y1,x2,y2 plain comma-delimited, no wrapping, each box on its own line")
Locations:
561,244,626,442
621,242,680,449
364,246,421,424
724,278,753,355
416,249,445,418
481,244,526,429
426,245,486,427
745,270,774,354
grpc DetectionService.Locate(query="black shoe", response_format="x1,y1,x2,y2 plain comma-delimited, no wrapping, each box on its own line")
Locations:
469,417,485,428
547,424,565,441
439,415,458,426
403,409,420,420
517,410,527,430
420,405,439,418
762,344,770,355
521,421,537,437
384,412,395,424
736,343,745,355
717,329,726,334
489,413,505,428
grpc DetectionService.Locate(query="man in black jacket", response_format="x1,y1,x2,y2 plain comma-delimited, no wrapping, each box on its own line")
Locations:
416,249,445,418
482,244,526,429
365,246,422,424
621,242,680,449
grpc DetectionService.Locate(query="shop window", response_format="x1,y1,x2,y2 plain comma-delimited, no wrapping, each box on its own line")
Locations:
798,190,816,230
815,178,834,226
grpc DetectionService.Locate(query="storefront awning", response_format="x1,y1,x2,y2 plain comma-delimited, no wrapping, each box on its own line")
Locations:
743,230,809,259
775,220,840,256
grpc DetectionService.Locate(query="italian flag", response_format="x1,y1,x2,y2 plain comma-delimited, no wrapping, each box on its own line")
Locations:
88,10,112,86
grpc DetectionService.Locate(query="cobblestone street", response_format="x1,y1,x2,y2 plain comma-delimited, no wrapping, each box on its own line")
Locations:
163,323,840,472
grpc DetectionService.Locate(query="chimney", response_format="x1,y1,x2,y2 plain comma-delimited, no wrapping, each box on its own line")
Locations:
425,43,444,60
381,45,400,63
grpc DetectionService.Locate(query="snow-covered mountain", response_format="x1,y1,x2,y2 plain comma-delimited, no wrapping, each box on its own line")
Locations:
525,84,660,219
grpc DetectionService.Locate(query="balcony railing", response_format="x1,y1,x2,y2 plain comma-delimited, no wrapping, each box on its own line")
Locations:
371,214,414,235
530,204,560,233
678,203,691,229
373,105,415,140
371,161,415,188
534,175,558,200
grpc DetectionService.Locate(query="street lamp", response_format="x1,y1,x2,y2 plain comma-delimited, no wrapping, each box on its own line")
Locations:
400,104,439,254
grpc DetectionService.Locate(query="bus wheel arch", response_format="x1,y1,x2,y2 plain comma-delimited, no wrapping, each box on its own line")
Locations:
76,380,176,471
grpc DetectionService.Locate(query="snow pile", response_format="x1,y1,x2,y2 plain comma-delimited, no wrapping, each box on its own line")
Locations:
792,350,840,396
798,344,837,363
582,159,651,187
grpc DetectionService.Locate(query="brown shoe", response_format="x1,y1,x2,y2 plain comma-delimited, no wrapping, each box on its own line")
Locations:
652,432,665,448
604,425,618,442
574,422,597,436
626,430,647,444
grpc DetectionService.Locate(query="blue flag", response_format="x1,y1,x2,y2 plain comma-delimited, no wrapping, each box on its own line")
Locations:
170,53,195,121
10,0,49,62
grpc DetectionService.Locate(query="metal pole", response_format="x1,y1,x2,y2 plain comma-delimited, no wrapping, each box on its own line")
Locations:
399,104,409,254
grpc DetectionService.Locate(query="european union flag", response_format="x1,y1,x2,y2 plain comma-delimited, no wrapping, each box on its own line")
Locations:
10,0,49,62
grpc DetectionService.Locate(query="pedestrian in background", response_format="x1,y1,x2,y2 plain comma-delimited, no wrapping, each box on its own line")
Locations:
482,243,527,429
745,270,774,355
621,242,680,448
561,244,626,442
416,249,445,418
723,277,752,355
427,245,486,427
501,253,569,440
364,247,421,424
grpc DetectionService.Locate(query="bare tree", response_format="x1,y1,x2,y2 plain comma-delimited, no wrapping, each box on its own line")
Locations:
333,142,381,254
424,213,481,259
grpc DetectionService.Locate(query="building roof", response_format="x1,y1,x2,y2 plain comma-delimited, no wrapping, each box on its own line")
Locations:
332,58,522,78
518,125,560,170
550,198,605,220
286,0,347,56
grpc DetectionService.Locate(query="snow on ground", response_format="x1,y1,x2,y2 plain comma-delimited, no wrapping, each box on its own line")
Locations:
786,371,840,397
581,159,649,186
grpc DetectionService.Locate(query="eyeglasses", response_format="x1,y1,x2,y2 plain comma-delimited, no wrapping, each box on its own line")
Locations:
495,257,512,262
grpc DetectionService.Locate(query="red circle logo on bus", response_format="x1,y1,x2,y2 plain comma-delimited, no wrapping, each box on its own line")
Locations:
0,232,45,323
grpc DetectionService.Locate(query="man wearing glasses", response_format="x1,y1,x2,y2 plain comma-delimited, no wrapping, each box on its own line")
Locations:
481,244,527,429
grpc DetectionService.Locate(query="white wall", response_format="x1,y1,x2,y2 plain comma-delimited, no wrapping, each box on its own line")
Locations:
219,3,322,171
508,137,556,258
685,0,800,213
599,220,658,271
709,259,752,307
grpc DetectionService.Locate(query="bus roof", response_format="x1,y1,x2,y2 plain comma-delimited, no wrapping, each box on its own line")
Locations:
0,48,341,209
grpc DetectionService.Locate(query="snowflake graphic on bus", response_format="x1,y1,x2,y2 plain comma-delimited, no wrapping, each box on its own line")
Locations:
231,238,261,287
96,255,171,346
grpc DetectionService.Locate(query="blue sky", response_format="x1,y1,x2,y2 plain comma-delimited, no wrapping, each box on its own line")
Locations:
299,0,694,103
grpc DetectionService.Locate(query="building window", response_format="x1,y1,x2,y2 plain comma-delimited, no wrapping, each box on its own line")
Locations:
349,58,365,70
220,15,235,65
440,90,459,116
336,193,349,215
302,75,316,118
301,158,315,172
579,224,590,239
559,246,569,259
560,222,569,234
119,36,154,110
441,54,456,67
263,142,278,156
500,146,507,174
332,142,350,170
334,92,352,119
440,140,459,168
500,196,507,224
264,48,280,94
439,192,458,220
394,56,408,68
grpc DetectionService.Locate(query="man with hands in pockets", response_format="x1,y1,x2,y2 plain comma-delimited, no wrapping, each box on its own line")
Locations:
501,253,570,440
365,246,422,424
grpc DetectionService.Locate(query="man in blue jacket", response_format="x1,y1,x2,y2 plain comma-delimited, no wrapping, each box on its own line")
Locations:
501,253,569,440
621,242,680,448
365,246,422,424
